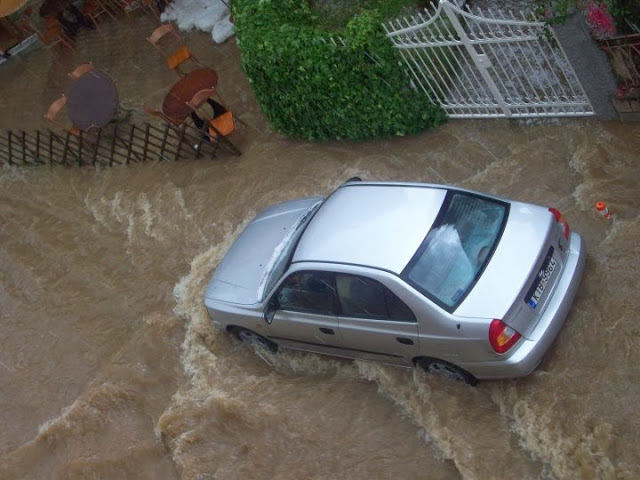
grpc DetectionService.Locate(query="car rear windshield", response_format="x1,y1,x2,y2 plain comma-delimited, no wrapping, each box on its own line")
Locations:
402,191,508,311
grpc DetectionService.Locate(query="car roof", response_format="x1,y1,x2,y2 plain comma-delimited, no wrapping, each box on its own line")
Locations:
292,183,448,274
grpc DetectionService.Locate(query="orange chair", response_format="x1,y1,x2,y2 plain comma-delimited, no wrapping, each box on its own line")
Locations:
68,62,95,79
208,111,236,138
18,13,74,60
44,95,80,136
147,23,203,76
185,88,237,138
82,0,118,33
184,88,239,158
185,88,219,113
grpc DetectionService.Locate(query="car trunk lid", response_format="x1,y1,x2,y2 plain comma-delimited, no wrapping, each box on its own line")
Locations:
455,202,568,339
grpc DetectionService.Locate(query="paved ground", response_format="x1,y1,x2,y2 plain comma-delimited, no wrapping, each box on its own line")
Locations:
0,7,633,151
0,11,267,143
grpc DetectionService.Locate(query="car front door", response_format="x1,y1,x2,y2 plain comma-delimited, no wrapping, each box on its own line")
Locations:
335,273,419,366
265,270,344,355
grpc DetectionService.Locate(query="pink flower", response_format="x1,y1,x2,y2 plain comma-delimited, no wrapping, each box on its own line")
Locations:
585,1,616,38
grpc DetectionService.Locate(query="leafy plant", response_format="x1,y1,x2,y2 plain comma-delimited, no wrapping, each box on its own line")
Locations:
605,0,633,23
310,0,432,31
533,0,640,35
232,0,446,141
532,0,579,26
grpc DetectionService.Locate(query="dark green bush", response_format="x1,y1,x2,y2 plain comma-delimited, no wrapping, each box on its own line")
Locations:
232,0,446,141
310,0,433,31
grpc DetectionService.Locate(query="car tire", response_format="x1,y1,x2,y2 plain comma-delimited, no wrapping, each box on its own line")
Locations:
416,357,478,386
229,327,278,353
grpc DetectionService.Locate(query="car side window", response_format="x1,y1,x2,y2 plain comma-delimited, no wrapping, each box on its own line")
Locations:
275,271,337,315
335,274,416,322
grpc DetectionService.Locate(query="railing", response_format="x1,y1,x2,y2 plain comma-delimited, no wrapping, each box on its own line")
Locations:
0,121,240,167
383,1,593,118
598,34,640,99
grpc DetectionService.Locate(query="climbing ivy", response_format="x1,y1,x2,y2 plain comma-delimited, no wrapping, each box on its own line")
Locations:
232,0,446,141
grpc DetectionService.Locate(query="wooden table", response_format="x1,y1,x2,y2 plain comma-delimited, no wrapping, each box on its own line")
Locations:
39,0,74,17
162,67,218,124
67,70,119,130
0,0,27,17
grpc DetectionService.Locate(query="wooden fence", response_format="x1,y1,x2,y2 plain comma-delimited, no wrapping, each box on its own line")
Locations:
0,120,240,167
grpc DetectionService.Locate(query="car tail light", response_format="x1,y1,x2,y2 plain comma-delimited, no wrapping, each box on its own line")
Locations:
489,319,521,354
549,208,569,240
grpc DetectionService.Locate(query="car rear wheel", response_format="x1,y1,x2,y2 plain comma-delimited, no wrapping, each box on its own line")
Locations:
229,327,278,353
416,358,478,386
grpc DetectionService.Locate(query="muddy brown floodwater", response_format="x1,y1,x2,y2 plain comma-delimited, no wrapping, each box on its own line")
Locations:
1,42,639,479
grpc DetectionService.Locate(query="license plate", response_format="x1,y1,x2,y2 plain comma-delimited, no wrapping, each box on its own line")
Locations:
528,256,557,309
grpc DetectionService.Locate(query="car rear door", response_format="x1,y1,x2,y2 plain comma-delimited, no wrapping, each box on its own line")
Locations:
335,273,419,366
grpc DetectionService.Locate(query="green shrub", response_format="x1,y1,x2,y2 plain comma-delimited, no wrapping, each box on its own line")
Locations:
232,0,446,141
310,0,432,31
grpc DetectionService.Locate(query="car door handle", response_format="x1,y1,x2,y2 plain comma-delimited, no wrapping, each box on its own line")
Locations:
396,337,414,345
319,327,335,335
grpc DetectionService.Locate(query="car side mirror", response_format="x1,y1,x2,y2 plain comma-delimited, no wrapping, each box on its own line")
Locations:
264,296,279,324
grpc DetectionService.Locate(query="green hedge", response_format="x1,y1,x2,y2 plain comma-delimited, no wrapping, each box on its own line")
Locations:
232,0,447,141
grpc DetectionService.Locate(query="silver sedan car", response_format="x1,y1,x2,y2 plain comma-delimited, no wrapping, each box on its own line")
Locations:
204,180,586,384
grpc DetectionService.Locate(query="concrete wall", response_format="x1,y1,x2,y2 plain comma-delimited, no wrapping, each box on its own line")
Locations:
553,14,619,119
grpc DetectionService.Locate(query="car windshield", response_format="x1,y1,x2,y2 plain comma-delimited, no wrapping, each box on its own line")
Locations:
259,200,323,301
402,191,508,310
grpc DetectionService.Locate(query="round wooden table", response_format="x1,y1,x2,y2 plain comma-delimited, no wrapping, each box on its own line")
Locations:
1,0,27,17
67,71,118,130
162,67,218,124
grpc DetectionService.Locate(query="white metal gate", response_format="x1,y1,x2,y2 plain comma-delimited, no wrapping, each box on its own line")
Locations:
383,0,594,118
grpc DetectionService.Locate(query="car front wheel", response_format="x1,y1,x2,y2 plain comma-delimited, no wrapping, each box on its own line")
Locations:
229,327,278,353
416,357,478,386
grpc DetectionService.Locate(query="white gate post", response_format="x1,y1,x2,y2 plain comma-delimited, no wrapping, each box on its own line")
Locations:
439,0,512,116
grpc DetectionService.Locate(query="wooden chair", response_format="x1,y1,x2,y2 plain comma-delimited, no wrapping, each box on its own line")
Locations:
44,95,80,136
185,88,221,112
41,17,75,51
68,62,95,79
208,111,236,138
112,0,160,20
82,0,118,33
139,0,161,18
185,88,237,137
18,13,74,60
146,23,203,76
185,88,240,155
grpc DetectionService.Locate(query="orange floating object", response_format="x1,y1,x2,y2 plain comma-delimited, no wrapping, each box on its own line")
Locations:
595,201,611,219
